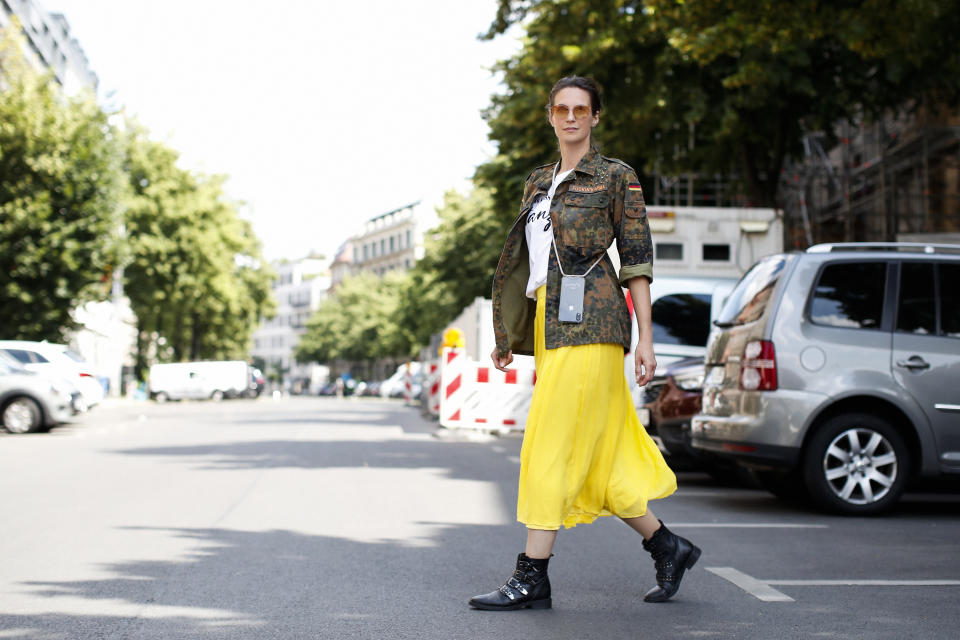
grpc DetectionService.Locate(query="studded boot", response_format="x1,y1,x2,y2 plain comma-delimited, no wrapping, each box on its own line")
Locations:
469,553,552,611
642,520,701,602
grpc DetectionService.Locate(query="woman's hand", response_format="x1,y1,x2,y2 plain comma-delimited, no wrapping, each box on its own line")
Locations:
491,348,514,372
635,339,657,387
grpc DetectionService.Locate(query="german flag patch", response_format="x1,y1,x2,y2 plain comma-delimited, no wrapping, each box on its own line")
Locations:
628,183,643,192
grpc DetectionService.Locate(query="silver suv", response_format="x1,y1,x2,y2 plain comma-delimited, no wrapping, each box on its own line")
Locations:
691,243,960,514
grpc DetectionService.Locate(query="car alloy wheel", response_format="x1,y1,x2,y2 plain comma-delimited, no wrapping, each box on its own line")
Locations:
822,428,898,505
2,397,42,434
803,413,908,515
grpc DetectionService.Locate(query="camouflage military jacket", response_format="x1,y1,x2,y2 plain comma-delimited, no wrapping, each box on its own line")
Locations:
492,147,653,357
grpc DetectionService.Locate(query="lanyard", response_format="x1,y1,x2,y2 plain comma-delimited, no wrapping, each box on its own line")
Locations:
548,163,605,278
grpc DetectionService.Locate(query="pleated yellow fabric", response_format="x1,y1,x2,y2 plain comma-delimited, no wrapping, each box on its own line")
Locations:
517,285,677,530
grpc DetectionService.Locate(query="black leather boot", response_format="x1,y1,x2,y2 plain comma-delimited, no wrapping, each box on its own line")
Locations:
642,520,701,602
469,553,552,610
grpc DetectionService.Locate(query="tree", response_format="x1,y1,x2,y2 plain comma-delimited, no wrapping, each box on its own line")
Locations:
478,0,960,213
121,124,274,377
395,187,504,350
296,272,408,364
0,22,125,341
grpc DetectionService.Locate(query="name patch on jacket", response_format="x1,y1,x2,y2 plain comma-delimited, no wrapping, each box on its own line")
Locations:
569,183,605,193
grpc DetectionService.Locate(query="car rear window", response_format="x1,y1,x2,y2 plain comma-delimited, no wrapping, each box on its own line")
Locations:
716,255,788,326
652,293,712,346
810,262,886,329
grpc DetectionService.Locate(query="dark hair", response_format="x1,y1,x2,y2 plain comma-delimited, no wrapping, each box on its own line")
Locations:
547,76,603,114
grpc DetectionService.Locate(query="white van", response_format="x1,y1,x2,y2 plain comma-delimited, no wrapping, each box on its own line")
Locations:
149,361,251,402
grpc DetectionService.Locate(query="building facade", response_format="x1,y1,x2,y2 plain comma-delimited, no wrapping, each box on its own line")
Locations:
0,0,97,94
251,257,331,393
351,201,425,277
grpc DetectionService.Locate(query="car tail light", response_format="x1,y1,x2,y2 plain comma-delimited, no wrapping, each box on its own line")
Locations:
79,372,95,378
739,340,777,391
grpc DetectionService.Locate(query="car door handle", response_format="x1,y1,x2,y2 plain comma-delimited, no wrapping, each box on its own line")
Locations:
896,356,930,371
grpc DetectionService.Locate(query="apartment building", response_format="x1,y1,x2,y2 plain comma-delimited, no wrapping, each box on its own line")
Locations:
0,0,97,94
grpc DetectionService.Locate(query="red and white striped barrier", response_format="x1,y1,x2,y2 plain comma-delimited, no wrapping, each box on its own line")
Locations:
426,361,440,416
403,363,415,405
438,347,536,432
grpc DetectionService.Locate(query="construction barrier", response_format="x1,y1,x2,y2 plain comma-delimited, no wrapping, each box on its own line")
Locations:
403,363,415,405
438,347,536,432
425,361,440,416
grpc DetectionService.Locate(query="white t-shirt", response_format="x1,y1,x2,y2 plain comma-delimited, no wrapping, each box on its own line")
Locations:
525,166,573,298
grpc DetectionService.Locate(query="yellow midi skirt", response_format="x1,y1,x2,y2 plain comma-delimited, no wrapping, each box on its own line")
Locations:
517,286,677,530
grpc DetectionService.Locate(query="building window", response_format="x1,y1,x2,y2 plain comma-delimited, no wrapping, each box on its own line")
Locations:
390,236,395,253
405,259,411,269
656,243,683,261
363,245,369,260
702,244,731,261
380,238,385,255
406,230,411,247
353,247,358,262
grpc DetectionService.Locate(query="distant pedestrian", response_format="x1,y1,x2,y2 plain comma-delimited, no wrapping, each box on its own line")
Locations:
470,76,700,611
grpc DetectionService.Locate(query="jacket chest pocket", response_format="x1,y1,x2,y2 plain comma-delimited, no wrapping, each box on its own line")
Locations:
561,191,611,252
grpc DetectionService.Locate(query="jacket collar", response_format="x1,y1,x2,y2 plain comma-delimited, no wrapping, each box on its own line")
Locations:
535,146,602,190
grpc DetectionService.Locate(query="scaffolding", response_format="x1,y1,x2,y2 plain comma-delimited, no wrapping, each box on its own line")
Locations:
779,111,960,249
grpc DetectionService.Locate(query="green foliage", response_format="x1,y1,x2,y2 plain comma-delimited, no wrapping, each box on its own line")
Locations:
298,187,504,363
478,0,960,212
296,272,406,363
396,187,504,349
121,124,275,373
0,24,125,340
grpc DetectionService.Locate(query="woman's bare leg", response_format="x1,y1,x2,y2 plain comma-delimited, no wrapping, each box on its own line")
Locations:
525,528,558,559
620,509,662,540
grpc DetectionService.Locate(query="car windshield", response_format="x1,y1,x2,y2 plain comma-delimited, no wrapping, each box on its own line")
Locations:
716,255,789,326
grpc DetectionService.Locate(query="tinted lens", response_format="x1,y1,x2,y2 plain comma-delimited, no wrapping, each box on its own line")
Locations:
551,104,592,119
573,105,591,118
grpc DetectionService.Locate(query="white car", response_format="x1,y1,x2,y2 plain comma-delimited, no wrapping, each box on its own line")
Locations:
0,357,76,433
0,340,105,409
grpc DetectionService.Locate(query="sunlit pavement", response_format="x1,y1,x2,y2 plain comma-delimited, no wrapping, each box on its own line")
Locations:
1,397,959,639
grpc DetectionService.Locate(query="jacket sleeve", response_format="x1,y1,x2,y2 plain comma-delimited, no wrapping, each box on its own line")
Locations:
612,168,653,285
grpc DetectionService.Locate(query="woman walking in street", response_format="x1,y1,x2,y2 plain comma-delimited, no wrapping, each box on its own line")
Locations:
469,76,700,611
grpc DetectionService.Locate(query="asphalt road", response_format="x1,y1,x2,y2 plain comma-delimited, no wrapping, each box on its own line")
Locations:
1,396,959,639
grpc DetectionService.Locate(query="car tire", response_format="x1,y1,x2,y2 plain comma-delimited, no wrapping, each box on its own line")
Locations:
2,396,43,434
802,413,909,515
211,390,224,402
154,392,169,403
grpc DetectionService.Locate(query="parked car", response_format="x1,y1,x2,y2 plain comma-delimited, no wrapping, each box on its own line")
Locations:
0,340,105,409
0,357,76,433
148,361,251,402
691,242,960,514
627,276,737,410
380,363,422,398
639,356,746,479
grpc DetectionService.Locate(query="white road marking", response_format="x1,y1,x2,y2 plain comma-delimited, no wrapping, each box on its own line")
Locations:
707,567,794,602
671,523,829,529
769,579,960,586
708,567,960,602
